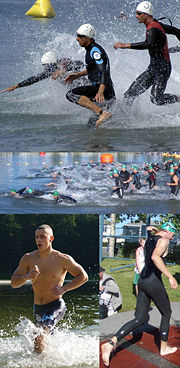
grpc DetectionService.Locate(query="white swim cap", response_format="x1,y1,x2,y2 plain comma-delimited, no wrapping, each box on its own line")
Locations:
136,1,153,15
41,51,58,64
77,24,95,39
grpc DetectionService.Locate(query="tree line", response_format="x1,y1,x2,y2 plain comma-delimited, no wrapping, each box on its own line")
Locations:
0,214,99,279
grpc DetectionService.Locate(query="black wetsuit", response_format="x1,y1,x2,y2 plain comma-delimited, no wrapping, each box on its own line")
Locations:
124,20,180,106
66,41,115,105
119,170,130,189
170,174,179,195
112,175,124,198
18,59,85,88
132,172,141,189
115,233,171,343
146,170,156,189
55,194,77,204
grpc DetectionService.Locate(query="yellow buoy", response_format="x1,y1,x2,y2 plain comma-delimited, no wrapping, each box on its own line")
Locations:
25,0,56,18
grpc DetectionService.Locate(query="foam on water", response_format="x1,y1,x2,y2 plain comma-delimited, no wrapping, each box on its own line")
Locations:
0,318,99,368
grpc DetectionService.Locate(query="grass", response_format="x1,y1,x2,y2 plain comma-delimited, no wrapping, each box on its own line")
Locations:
101,258,180,312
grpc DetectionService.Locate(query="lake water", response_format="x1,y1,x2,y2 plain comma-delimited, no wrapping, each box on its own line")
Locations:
0,283,99,368
0,0,180,151
0,151,180,213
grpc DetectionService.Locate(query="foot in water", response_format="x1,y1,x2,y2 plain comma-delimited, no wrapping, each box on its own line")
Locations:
96,111,112,127
160,346,177,356
101,342,114,366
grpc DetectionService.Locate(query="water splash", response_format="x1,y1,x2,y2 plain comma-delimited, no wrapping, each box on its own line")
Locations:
0,317,99,368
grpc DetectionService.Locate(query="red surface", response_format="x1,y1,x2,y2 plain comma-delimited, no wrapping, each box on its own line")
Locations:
100,341,159,368
100,327,180,367
100,154,113,163
125,326,180,366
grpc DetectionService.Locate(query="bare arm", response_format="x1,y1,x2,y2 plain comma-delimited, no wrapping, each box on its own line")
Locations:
151,238,178,289
0,84,19,93
50,254,88,296
11,254,40,288
65,69,87,84
114,42,131,50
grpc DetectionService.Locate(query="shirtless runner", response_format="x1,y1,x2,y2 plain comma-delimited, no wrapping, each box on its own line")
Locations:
11,224,88,354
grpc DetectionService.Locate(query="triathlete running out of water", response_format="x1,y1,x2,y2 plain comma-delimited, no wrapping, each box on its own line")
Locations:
65,24,116,127
166,169,180,196
119,165,131,190
101,222,178,366
146,165,157,189
125,166,142,190
11,224,88,354
110,169,123,198
0,51,85,93
114,1,180,107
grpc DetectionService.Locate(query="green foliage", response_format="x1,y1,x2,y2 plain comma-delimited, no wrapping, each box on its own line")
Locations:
0,215,99,279
101,259,180,311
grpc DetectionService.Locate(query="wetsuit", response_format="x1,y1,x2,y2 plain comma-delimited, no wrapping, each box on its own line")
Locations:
170,174,179,195
34,298,66,332
18,59,85,88
66,41,115,105
55,194,77,204
131,172,141,189
115,233,171,343
124,20,180,106
119,170,130,189
112,175,124,198
146,170,156,189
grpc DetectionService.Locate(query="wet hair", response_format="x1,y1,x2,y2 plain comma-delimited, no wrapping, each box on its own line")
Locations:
36,224,53,236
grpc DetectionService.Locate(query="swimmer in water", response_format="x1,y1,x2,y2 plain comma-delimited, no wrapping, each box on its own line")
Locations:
11,224,88,354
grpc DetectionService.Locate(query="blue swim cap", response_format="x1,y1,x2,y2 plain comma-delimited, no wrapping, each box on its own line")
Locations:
161,222,176,233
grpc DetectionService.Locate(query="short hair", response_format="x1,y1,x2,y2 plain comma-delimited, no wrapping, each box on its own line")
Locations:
36,224,53,236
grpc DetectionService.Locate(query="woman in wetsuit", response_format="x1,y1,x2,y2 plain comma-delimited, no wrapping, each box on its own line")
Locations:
101,222,178,366
166,169,179,196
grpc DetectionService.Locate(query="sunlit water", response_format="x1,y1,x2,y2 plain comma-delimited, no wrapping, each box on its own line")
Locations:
0,0,180,151
0,288,99,368
0,152,180,213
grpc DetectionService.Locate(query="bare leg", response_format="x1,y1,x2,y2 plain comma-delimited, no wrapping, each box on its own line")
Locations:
34,325,50,354
78,96,112,127
101,337,117,367
160,340,177,356
78,96,102,114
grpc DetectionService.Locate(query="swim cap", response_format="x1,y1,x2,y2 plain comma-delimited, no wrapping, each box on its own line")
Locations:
10,189,16,193
122,165,126,169
53,191,59,196
161,222,177,233
133,166,138,171
113,168,119,174
148,165,153,169
41,51,58,65
109,171,113,177
27,188,33,194
77,24,95,38
169,168,174,173
136,1,153,15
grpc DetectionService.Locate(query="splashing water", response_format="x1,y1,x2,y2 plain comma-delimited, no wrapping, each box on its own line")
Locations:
0,318,99,368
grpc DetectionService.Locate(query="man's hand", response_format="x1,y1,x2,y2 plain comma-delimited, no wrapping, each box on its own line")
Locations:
50,284,66,297
114,42,130,50
93,91,105,103
0,84,19,93
27,265,40,282
169,276,178,289
51,69,65,80
65,73,79,84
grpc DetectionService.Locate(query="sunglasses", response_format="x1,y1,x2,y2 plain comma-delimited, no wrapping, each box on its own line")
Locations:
136,11,143,15
77,33,85,38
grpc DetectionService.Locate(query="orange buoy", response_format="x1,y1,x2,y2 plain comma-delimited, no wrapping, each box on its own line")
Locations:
101,153,113,163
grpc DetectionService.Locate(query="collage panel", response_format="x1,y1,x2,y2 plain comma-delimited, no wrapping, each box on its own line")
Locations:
99,214,180,367
1,151,180,214
1,0,180,367
0,0,180,152
0,214,99,368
